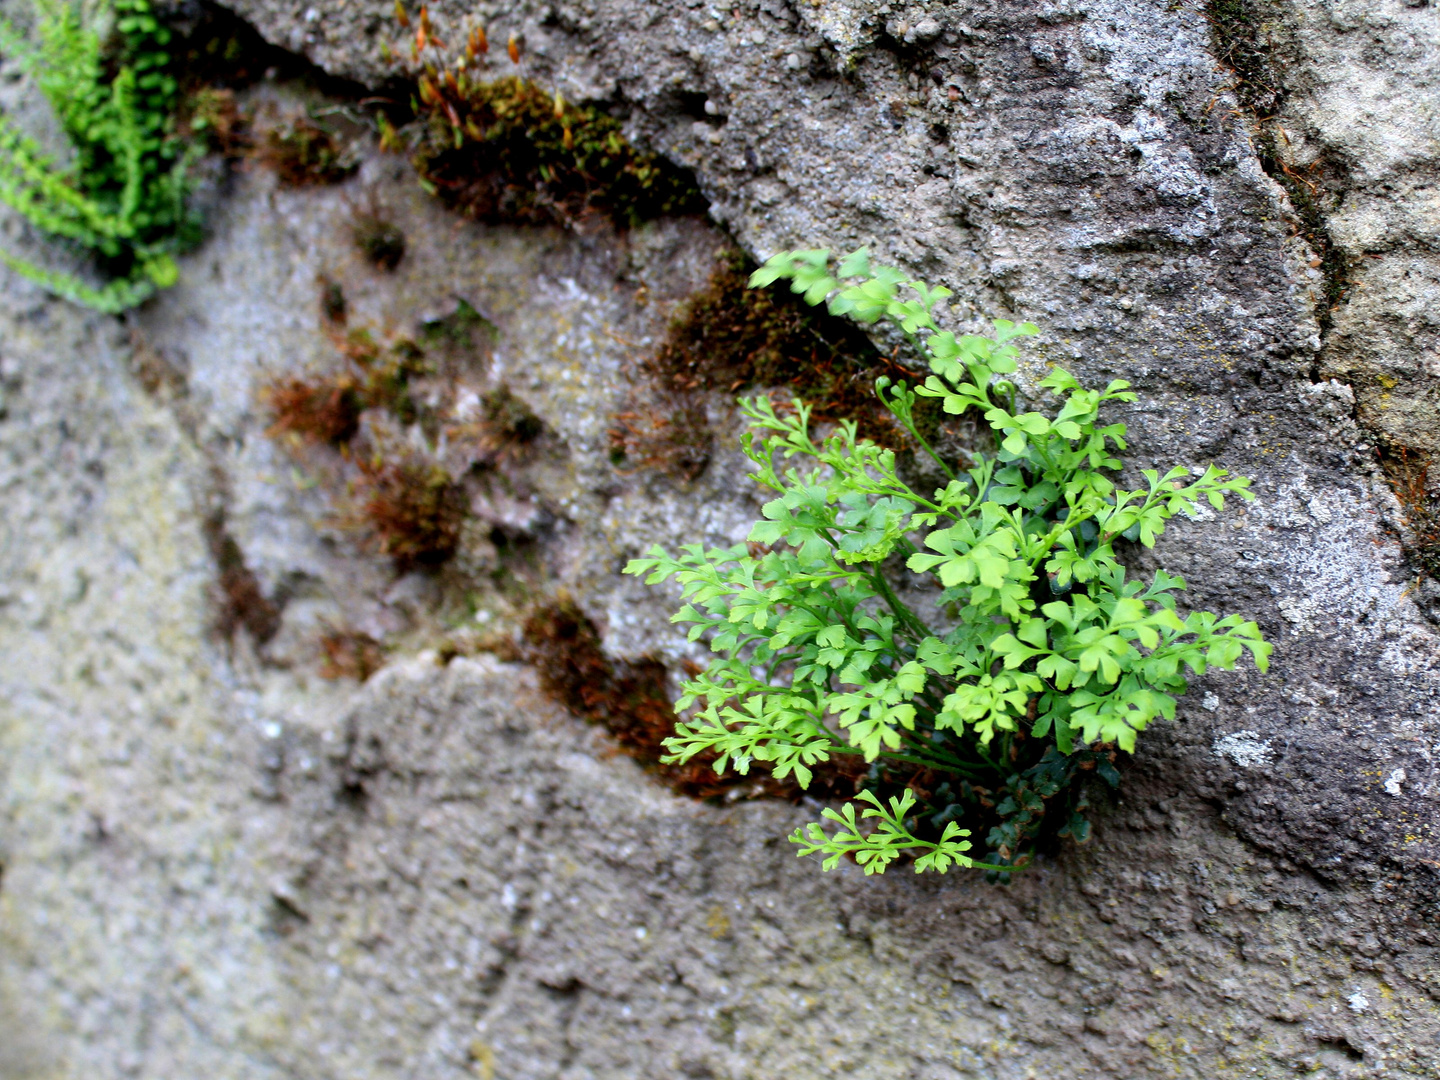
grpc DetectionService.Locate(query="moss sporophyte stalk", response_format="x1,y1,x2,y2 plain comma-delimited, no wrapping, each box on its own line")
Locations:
0,0,199,312
626,249,1271,877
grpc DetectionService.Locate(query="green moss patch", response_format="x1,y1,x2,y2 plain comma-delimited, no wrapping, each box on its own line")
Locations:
409,74,706,228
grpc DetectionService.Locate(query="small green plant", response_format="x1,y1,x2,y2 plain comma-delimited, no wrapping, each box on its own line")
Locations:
626,249,1271,876
0,0,198,312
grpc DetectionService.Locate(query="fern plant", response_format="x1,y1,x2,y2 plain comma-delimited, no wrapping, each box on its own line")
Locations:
626,249,1271,876
0,0,197,312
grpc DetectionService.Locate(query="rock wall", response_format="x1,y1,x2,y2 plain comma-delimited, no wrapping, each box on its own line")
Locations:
1,1,1439,1077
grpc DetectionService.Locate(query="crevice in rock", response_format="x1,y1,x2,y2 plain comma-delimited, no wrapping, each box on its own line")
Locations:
1204,0,1353,343
174,0,408,116
206,517,283,645
1313,1032,1366,1062
125,323,288,649
1205,0,1440,610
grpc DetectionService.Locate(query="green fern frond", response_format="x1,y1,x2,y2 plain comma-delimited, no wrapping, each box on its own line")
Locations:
0,0,196,312
0,245,155,312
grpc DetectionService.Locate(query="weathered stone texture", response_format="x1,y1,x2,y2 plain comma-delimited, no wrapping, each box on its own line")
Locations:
2,0,1439,1077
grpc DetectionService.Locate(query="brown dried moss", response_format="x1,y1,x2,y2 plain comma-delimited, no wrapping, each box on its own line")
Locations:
611,249,922,479
522,600,868,801
208,523,281,643
319,629,386,681
262,117,358,187
264,373,363,446
354,458,467,572
522,600,736,797
1378,443,1440,582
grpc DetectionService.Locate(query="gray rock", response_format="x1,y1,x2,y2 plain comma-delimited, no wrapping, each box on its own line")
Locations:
1,0,1438,1077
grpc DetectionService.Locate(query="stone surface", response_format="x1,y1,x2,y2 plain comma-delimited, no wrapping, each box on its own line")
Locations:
1275,0,1440,455
1,0,1439,1077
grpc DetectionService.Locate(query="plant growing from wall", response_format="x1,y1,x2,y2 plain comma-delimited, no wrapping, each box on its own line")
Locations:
405,58,704,228
0,0,197,312
626,249,1271,876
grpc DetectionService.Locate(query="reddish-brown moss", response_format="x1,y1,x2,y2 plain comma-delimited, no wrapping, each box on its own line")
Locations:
261,117,357,187
264,373,363,446
319,629,386,681
611,249,925,479
522,600,868,801
208,524,281,644
263,330,429,438
354,458,467,572
180,86,246,157
522,600,736,797
1379,443,1440,581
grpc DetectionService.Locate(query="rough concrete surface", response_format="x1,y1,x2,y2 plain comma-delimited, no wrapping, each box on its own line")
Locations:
1,0,1439,1077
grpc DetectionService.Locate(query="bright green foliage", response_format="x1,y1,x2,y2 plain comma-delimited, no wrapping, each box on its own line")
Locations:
0,0,197,312
625,248,1271,876
792,790,1010,875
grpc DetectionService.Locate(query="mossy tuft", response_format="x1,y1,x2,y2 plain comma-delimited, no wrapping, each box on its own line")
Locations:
355,458,467,572
264,373,363,446
612,249,925,479
1378,444,1440,585
352,212,407,270
262,116,358,187
409,74,705,228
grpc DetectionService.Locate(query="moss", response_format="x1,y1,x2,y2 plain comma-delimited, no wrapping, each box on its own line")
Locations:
352,212,407,271
262,117,358,187
611,249,926,479
262,322,441,447
355,458,467,572
1205,0,1282,114
264,373,363,446
344,330,431,426
1378,443,1440,583
319,277,348,325
522,600,869,801
419,298,496,351
477,386,543,460
318,629,386,681
521,601,738,797
262,324,471,573
1250,128,1353,320
410,75,706,228
207,521,281,643
181,86,246,157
